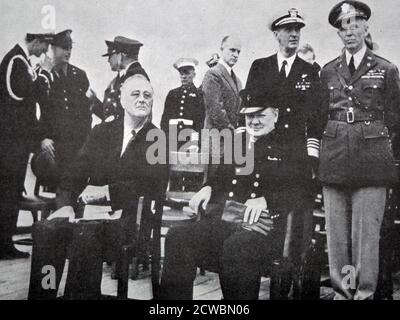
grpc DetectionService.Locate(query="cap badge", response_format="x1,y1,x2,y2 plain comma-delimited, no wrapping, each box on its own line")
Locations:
288,8,298,17
341,3,353,14
246,94,251,102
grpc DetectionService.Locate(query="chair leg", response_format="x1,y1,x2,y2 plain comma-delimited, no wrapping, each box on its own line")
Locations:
151,227,161,300
130,257,139,280
270,259,293,300
117,246,130,299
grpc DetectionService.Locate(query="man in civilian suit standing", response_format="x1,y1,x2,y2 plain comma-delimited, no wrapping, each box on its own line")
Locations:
202,35,242,158
245,8,323,297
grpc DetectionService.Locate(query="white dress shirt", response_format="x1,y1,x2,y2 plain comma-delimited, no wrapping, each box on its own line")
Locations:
345,44,367,70
218,59,233,75
120,120,144,156
277,51,297,77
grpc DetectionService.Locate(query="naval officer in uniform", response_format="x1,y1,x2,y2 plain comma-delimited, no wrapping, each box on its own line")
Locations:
160,58,205,150
319,0,400,300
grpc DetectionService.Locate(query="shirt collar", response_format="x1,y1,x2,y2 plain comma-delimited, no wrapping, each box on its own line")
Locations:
120,60,138,76
277,51,296,73
219,59,233,75
345,44,367,70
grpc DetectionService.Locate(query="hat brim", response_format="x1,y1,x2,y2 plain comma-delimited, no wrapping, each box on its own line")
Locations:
240,106,269,114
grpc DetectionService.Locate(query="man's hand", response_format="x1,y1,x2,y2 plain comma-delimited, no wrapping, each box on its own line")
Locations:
47,206,75,222
40,54,54,73
243,197,267,225
78,185,109,205
41,138,55,158
189,186,212,213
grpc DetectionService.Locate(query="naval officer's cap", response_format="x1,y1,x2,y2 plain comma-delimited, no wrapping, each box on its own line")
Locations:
328,1,371,28
269,8,306,31
51,29,73,50
102,36,143,57
239,89,278,115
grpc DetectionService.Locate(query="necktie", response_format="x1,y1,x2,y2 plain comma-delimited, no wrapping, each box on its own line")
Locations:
121,129,137,157
349,55,356,76
231,70,238,88
280,60,287,79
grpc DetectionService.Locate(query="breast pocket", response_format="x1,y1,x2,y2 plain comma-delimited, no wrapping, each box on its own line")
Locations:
362,79,385,109
328,83,341,102
361,122,394,162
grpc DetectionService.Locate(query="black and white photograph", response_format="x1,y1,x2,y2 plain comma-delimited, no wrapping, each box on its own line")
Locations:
1,0,400,307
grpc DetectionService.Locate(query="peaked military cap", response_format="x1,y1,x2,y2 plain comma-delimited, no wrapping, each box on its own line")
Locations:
102,36,143,57
269,8,306,31
239,89,278,114
51,29,73,49
173,58,199,70
328,1,371,28
26,33,54,42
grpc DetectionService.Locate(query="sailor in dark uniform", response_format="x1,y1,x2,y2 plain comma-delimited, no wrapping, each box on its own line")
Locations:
159,90,308,300
91,36,149,122
0,32,54,259
36,30,93,188
160,58,205,151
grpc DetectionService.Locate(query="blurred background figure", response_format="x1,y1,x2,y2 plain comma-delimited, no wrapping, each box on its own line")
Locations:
205,53,220,68
297,43,321,73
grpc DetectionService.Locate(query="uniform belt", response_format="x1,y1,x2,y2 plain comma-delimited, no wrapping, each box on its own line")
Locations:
328,109,383,123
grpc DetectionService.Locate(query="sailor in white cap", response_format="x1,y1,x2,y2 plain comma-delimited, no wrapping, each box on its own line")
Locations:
160,57,205,151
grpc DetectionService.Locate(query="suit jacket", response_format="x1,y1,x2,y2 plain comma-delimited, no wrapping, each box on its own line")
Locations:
202,63,242,130
92,61,149,121
57,118,168,213
0,44,49,173
160,83,205,134
319,48,400,187
38,63,92,169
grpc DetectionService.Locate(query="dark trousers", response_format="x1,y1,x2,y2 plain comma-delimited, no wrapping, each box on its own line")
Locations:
28,217,135,300
159,218,272,300
0,146,29,254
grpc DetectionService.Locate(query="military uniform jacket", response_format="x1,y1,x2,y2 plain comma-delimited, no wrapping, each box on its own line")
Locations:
0,44,49,172
38,63,92,160
319,48,400,187
245,54,323,181
92,61,149,121
57,119,168,212
160,84,205,134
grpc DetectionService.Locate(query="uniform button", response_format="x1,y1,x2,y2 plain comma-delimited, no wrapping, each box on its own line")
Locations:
182,95,186,98
229,192,234,197
63,90,66,93
110,89,115,93
232,179,237,185
373,85,378,89
254,182,259,187
330,86,334,90
348,85,353,90
181,100,184,104
284,124,289,128
65,106,69,110
286,108,291,112
113,102,117,106
180,107,184,110
184,90,187,93
179,112,183,116
179,125,183,129
348,97,352,101
255,173,260,178
250,193,256,198
107,98,111,102
64,97,68,101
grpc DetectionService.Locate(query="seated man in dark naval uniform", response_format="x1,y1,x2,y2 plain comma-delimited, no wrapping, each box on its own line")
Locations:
160,57,205,151
159,90,308,300
28,75,167,300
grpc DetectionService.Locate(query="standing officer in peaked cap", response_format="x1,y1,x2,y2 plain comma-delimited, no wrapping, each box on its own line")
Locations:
91,36,149,122
160,58,205,151
36,29,94,189
319,1,400,300
0,30,54,259
244,8,324,297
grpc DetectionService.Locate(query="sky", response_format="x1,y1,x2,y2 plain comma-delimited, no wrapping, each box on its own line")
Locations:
1,0,399,125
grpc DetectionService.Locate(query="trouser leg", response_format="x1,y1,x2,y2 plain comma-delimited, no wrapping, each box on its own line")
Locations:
323,186,353,300
220,230,271,300
159,219,230,300
28,219,71,300
352,187,386,300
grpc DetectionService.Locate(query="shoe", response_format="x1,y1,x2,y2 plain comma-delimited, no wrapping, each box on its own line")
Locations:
0,246,30,260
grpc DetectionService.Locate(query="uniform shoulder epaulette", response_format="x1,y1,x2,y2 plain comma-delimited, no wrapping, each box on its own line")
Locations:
322,55,341,69
69,64,86,76
372,53,393,65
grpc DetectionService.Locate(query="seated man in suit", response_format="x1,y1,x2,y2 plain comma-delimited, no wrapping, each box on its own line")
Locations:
159,89,310,300
28,75,168,299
